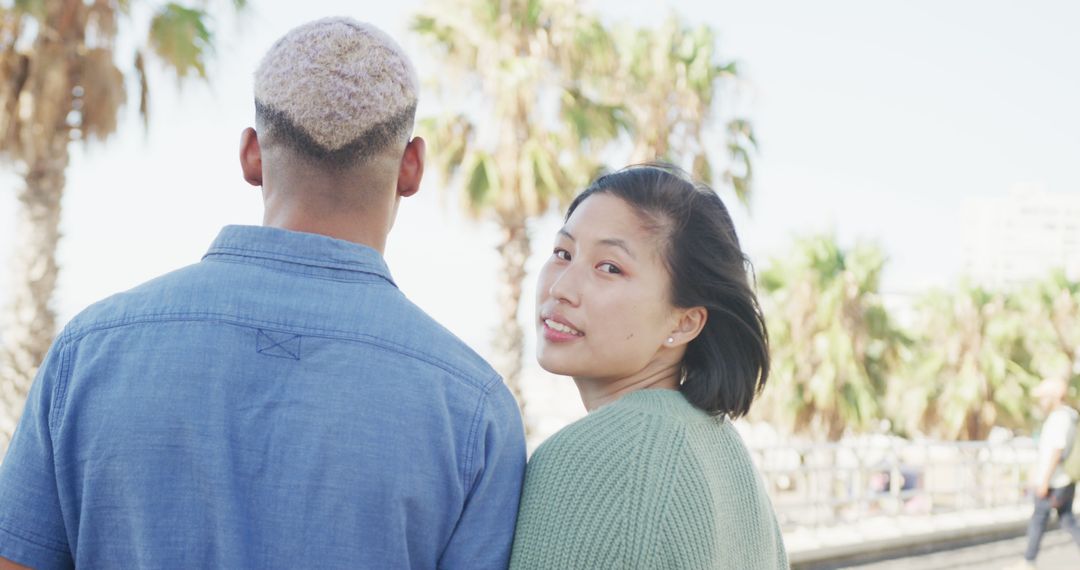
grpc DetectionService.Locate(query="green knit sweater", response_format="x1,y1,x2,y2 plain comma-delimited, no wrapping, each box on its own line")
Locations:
509,389,789,569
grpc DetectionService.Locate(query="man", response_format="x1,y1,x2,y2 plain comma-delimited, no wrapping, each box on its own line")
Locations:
1008,376,1080,570
0,18,525,569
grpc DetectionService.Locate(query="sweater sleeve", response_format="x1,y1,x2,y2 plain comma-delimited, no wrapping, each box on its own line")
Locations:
654,425,790,570
509,432,625,569
509,403,789,570
509,409,690,569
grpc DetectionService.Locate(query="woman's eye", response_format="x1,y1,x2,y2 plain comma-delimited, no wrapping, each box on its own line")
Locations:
554,248,571,261
598,263,622,275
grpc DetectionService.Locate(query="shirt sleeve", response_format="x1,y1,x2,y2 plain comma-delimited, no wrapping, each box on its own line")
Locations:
438,382,526,570
0,338,75,570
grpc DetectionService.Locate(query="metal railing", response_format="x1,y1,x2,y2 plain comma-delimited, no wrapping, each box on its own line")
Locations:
750,439,1038,530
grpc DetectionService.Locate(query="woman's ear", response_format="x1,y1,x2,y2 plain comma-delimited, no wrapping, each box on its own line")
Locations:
667,307,707,347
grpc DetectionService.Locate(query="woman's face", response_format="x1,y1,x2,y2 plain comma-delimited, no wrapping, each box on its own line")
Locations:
536,193,682,381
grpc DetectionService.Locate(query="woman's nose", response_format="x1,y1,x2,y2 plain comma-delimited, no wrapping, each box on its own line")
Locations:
548,264,581,306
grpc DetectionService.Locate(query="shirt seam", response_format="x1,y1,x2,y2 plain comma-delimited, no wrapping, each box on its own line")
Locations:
62,313,494,393
461,383,495,483
439,376,500,569
204,246,392,279
0,520,69,553
203,257,393,286
48,334,73,435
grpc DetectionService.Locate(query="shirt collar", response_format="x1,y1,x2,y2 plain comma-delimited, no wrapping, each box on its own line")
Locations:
203,225,395,286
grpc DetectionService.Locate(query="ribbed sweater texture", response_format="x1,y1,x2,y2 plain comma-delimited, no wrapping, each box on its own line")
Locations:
509,389,789,569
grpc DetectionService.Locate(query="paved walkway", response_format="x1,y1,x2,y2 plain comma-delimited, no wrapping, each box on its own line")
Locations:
840,529,1080,569
787,505,1033,567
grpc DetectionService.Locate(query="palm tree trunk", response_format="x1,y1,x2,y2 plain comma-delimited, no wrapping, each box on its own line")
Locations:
493,216,531,437
0,128,68,450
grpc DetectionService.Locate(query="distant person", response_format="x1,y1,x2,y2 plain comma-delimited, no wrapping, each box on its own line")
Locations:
0,18,525,569
509,165,789,569
1007,376,1080,570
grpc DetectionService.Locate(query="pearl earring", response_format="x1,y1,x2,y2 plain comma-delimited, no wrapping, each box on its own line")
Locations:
667,337,674,344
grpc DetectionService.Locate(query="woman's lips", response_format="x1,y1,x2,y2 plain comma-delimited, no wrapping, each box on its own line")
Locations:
540,316,584,343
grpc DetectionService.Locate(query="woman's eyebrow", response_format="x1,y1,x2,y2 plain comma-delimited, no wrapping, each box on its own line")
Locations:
558,229,636,260
598,238,636,260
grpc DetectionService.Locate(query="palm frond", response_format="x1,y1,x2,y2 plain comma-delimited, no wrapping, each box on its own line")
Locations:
559,87,626,145
12,0,46,20
0,49,29,157
77,47,126,141
148,3,212,79
86,0,120,44
417,113,473,185
691,152,712,186
134,50,148,129
462,151,500,216
608,14,756,205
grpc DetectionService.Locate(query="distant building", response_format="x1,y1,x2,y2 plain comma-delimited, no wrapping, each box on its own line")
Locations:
963,185,1080,289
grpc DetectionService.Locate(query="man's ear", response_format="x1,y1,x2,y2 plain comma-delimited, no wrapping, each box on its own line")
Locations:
239,127,263,187
397,136,425,198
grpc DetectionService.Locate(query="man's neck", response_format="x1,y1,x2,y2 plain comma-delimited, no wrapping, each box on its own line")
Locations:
262,207,390,253
259,157,399,253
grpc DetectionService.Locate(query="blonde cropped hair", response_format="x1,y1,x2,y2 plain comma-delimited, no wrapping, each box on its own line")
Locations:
254,17,419,165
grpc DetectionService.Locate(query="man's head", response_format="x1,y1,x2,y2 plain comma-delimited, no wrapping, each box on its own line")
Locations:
1034,376,1070,412
254,17,418,165
240,18,425,249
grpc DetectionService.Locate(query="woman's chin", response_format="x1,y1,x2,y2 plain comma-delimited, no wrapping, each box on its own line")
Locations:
536,354,580,378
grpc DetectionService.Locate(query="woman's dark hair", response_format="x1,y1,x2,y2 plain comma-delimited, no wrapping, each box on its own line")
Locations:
565,163,769,418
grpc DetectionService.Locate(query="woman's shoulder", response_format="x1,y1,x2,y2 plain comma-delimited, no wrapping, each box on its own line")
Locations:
530,390,701,467
528,404,641,474
514,393,702,566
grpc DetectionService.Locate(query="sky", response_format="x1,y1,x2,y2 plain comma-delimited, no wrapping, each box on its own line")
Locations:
1,0,1079,427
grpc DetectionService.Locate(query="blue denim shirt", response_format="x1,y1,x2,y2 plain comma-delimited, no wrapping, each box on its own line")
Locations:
0,225,526,569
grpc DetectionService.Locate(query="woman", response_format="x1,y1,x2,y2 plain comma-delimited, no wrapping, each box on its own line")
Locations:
510,165,788,569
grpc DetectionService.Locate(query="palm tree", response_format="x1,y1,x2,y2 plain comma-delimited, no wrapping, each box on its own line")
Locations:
894,285,1035,440
0,0,246,447
754,235,903,440
1019,270,1080,381
411,0,615,429
604,16,756,201
413,1,757,431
